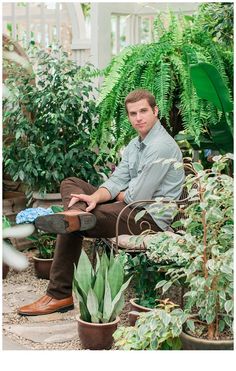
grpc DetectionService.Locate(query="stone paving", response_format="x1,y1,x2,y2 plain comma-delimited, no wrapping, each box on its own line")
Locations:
2,248,132,351
2,274,84,350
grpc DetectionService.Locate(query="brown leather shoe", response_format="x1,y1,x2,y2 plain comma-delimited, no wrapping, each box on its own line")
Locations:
17,295,74,316
34,210,96,234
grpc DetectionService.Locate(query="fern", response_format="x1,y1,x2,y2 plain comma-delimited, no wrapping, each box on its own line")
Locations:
96,12,233,161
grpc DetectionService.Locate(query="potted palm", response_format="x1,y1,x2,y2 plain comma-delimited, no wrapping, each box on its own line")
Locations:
73,249,132,350
3,43,105,203
146,154,233,349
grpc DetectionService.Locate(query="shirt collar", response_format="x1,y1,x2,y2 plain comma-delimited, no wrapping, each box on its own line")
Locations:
135,120,162,149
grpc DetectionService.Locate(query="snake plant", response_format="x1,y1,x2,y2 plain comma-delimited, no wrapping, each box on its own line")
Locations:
73,249,132,323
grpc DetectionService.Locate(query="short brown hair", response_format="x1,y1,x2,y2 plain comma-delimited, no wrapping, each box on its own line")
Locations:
125,89,157,112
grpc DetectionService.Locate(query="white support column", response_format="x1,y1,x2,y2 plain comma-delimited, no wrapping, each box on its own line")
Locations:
90,3,111,70
11,3,16,39
115,15,120,54
56,2,61,44
40,3,46,47
26,3,30,44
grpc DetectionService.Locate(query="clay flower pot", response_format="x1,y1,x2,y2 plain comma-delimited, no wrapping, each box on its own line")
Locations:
180,331,234,350
32,192,62,208
76,315,120,350
128,298,152,326
33,256,53,280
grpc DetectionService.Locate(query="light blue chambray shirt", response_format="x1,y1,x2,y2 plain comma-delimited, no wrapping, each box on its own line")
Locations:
100,121,185,230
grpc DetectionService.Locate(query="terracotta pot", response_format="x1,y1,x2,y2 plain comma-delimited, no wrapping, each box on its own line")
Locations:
33,256,53,280
76,315,120,350
32,192,62,208
180,331,234,350
128,298,152,326
3,263,9,279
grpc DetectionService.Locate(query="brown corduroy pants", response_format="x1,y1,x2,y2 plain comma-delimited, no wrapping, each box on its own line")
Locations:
47,177,161,299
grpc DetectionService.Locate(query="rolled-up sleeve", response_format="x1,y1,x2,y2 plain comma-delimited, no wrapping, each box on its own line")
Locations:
124,158,170,204
99,146,131,199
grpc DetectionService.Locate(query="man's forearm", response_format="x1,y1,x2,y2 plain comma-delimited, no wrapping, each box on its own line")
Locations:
115,191,125,202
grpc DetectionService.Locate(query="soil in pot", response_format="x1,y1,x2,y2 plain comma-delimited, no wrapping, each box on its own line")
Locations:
33,256,53,279
128,298,152,326
77,316,120,350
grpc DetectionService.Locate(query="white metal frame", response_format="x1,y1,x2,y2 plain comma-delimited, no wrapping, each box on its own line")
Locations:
2,2,199,68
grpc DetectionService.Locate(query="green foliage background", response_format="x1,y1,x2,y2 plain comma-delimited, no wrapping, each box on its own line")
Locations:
95,11,233,162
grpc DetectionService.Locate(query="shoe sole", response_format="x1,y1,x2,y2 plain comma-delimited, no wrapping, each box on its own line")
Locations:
35,213,96,234
18,304,74,316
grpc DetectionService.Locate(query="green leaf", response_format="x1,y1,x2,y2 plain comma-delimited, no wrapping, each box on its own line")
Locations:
218,319,226,333
100,252,109,277
102,270,113,322
190,63,233,112
155,280,167,290
108,258,124,300
190,63,233,153
224,300,233,313
111,276,132,311
110,293,125,321
135,210,146,222
192,162,203,172
87,288,99,321
51,205,64,213
159,311,171,326
186,319,195,333
75,250,94,296
93,269,104,305
162,281,172,293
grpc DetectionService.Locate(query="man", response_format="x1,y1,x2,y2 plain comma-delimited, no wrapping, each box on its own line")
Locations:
18,89,184,316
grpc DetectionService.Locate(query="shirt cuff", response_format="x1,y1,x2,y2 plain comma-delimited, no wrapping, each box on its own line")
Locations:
99,179,121,199
124,187,133,204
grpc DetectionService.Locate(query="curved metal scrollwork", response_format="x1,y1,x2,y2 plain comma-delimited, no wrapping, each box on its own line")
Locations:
115,162,196,253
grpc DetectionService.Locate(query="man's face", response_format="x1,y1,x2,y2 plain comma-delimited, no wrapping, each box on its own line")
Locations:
126,99,158,140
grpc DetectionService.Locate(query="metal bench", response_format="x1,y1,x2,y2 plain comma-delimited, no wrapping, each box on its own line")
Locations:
105,161,195,254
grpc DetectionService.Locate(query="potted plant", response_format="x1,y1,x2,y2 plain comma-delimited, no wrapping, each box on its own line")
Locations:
28,231,56,280
146,154,233,349
113,299,188,350
16,205,62,279
73,249,132,350
3,43,106,203
124,252,165,325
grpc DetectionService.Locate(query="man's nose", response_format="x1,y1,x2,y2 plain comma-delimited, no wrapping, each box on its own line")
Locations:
136,112,142,121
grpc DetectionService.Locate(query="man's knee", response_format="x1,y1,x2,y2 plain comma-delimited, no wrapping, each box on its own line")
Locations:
60,177,82,193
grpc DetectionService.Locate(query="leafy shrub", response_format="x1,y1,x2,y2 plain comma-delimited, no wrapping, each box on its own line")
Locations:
146,154,234,340
3,44,105,196
113,300,188,350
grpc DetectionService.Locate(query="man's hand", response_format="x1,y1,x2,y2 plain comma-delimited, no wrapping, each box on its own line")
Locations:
68,194,97,212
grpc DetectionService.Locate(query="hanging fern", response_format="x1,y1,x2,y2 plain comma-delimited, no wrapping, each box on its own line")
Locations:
95,12,233,161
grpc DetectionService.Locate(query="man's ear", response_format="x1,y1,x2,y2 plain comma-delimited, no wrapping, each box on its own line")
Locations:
153,106,158,117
